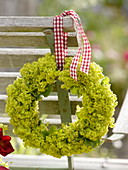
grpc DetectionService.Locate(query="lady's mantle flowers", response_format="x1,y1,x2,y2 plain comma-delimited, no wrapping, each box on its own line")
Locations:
6,53,117,158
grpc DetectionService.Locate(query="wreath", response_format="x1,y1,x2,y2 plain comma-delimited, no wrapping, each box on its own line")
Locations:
6,53,117,158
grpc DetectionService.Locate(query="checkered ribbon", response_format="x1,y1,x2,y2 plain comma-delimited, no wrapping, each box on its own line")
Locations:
53,10,91,80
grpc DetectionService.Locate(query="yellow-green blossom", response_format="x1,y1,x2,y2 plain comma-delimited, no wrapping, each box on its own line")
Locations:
6,53,118,158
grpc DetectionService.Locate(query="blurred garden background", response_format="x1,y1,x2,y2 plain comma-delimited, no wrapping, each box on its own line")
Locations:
0,0,128,159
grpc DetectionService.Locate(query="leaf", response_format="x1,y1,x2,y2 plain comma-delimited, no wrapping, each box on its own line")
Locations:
36,94,42,100
42,130,49,140
41,114,48,120
42,84,53,97
49,126,57,134
70,87,78,95
84,138,91,146
101,77,109,85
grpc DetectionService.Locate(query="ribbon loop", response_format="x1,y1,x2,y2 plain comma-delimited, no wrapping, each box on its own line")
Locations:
53,16,67,71
53,10,91,80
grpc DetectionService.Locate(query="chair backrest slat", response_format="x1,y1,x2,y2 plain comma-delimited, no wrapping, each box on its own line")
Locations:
0,32,77,47
0,16,74,32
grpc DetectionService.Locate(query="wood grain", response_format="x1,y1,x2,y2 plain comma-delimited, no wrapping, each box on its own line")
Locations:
0,32,77,47
0,93,82,115
0,49,77,68
0,16,74,32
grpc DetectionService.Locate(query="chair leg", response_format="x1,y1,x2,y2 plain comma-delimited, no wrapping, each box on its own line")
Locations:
44,28,74,170
68,156,74,170
56,80,74,170
56,80,72,123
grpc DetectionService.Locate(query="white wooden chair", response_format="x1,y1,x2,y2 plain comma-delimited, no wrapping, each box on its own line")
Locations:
108,89,128,141
0,16,128,170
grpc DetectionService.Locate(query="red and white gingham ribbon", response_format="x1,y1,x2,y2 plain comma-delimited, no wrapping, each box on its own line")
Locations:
53,10,91,80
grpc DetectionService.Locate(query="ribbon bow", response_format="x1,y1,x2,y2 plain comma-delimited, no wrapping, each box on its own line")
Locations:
54,10,91,80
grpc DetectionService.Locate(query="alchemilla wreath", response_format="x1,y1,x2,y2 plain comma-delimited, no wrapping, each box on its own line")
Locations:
6,53,117,158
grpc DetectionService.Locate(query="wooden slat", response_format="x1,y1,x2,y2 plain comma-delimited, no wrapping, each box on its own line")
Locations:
0,56,41,69
0,16,74,32
107,134,125,141
0,119,58,137
0,77,17,92
0,115,77,136
113,90,128,134
0,48,77,68
0,93,82,101
0,77,59,92
0,117,76,125
0,94,82,115
0,48,51,55
0,101,81,115
0,116,76,125
0,72,20,77
0,32,77,47
0,117,61,125
3,155,128,170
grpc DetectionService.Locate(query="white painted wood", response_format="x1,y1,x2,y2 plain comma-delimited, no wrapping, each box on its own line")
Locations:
0,117,76,125
113,90,128,134
0,32,44,36
3,154,128,170
0,92,81,117
0,72,20,77
0,32,77,47
0,94,82,102
107,134,125,141
0,117,61,124
0,48,77,69
0,48,77,56
0,32,76,37
0,93,82,119
0,16,74,32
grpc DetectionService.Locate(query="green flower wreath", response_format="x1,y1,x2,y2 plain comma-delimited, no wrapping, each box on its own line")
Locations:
6,53,117,158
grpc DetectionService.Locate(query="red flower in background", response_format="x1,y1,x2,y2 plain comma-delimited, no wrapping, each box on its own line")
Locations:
0,128,14,156
0,166,10,170
124,51,128,61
